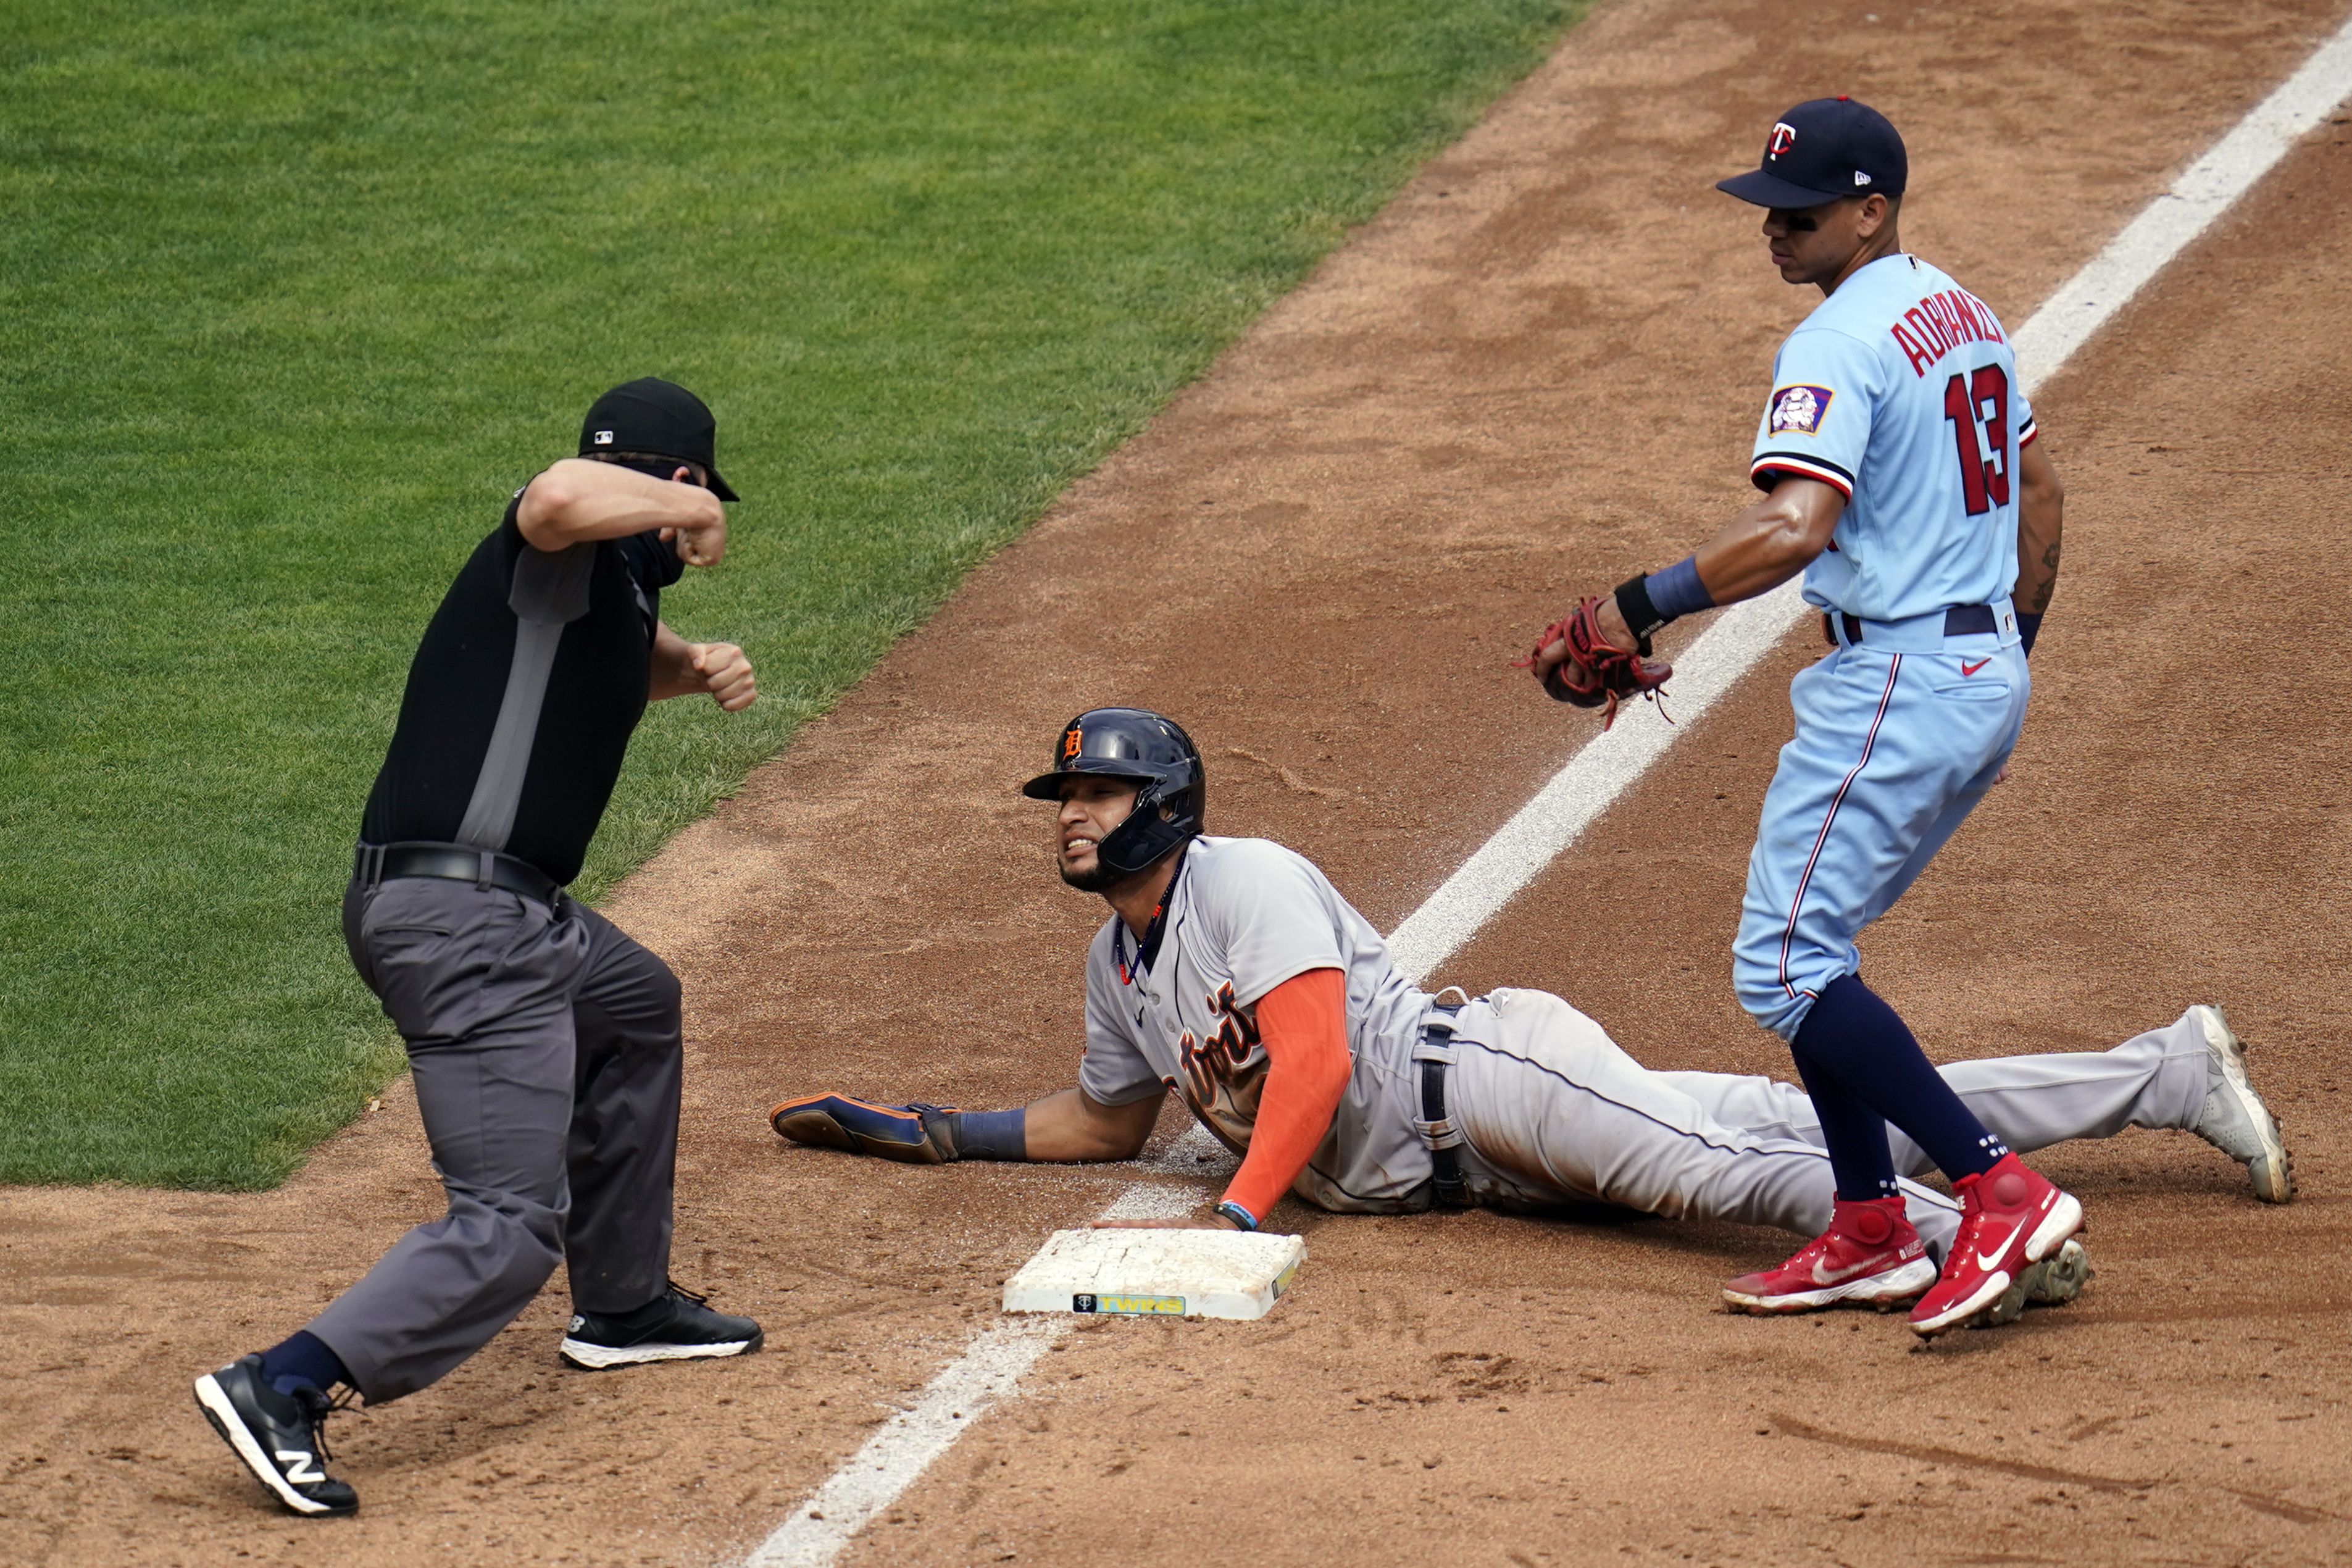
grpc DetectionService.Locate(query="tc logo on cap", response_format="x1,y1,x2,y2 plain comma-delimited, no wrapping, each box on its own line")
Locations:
1766,122,1797,159
593,429,614,446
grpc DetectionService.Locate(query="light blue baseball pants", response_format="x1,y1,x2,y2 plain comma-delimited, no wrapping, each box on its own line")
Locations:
1734,615,2028,1040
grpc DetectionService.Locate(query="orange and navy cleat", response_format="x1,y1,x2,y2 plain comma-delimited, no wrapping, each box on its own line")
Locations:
768,1093,959,1162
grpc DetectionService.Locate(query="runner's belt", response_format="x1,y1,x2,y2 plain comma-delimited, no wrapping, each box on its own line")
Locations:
354,841,562,907
1823,601,2003,649
1417,1001,1471,1209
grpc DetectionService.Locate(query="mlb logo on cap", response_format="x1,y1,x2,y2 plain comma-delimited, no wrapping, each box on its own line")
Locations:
1719,97,1908,208
593,429,614,446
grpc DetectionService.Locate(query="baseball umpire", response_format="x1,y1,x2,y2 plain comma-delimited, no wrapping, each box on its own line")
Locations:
194,378,765,1517
766,710,2287,1313
1526,99,2289,1335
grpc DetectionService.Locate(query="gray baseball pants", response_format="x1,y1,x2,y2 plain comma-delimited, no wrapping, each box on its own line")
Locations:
1435,988,2209,1258
309,875,682,1403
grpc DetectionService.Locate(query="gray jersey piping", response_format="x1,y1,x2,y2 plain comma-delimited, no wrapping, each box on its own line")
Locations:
455,543,594,852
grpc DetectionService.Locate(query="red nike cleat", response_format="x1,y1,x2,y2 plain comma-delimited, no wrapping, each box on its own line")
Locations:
1909,1153,2084,1337
1722,1197,1938,1314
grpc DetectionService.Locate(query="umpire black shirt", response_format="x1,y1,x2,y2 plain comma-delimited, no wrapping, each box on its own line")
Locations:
361,490,683,885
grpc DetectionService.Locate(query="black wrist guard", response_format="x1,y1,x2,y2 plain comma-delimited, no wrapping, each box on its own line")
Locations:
909,1104,962,1161
1612,574,1661,654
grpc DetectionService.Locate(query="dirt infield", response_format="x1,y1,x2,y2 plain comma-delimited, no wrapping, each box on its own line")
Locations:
7,0,2352,1562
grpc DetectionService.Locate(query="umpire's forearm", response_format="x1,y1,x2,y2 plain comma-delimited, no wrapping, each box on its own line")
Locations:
647,622,702,699
517,458,723,550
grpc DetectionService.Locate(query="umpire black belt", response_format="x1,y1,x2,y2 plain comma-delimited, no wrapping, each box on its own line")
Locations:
1417,1000,1473,1209
354,841,563,907
1824,603,1996,647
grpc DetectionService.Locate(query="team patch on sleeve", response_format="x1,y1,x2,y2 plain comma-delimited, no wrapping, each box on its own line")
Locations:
1766,384,1835,436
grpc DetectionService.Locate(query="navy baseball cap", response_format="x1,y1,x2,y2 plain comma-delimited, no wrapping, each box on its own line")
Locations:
1717,97,1907,209
578,377,740,501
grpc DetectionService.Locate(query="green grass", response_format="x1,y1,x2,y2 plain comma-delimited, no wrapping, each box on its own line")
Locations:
0,0,1582,1188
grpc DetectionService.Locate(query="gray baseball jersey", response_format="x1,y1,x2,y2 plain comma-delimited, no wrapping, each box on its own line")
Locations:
1077,836,1435,1212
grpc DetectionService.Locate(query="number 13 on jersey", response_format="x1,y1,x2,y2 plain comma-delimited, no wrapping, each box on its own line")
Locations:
1943,364,2010,517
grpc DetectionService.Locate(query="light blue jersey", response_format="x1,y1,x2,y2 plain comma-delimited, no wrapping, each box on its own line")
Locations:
1749,253,2038,624
1732,251,2043,1042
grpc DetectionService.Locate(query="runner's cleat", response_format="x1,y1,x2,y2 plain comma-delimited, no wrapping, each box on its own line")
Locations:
2187,1004,2293,1203
561,1281,763,1370
1910,1154,2083,1337
193,1355,359,1517
1975,1237,2093,1328
1722,1196,1938,1314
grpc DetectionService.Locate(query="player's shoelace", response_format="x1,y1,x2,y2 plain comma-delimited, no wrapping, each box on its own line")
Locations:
308,1387,357,1465
1941,1203,1983,1278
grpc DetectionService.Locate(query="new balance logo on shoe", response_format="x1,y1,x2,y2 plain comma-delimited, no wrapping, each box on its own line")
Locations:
278,1449,325,1483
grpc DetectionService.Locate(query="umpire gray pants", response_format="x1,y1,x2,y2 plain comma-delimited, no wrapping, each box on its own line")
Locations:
309,875,682,1403
1438,988,2209,1259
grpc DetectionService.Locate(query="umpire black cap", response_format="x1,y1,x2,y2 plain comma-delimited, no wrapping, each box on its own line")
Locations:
578,377,740,501
1717,97,1907,209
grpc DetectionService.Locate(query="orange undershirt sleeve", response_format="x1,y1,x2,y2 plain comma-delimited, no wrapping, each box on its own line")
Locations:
1220,967,1351,1225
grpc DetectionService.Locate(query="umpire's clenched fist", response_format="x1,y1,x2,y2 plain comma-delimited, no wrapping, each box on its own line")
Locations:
688,641,756,711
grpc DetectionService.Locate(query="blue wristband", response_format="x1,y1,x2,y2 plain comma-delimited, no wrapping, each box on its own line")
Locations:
1214,1199,1259,1232
1645,555,1716,622
948,1107,1027,1161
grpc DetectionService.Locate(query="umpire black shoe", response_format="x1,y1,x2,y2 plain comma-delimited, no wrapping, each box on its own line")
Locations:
193,1355,358,1517
559,1281,763,1370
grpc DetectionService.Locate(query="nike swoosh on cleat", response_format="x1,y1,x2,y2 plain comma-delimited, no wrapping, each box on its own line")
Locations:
1960,657,1991,676
1811,1258,1880,1286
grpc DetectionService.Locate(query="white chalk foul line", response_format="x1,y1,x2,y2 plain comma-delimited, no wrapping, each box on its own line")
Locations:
740,26,2352,1564
741,1318,1064,1568
2010,14,2352,389
1386,580,1806,986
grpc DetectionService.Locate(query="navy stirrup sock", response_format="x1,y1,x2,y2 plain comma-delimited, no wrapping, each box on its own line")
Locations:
1790,1041,1899,1201
259,1330,351,1399
1793,974,2008,1183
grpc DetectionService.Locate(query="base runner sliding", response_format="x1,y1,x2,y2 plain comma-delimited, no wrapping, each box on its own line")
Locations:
769,709,2292,1330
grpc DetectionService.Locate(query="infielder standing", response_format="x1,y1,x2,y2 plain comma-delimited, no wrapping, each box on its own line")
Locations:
1527,99,2291,1335
196,378,765,1517
767,710,2287,1316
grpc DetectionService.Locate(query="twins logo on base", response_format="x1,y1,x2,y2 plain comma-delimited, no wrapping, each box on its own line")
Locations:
1073,1293,1186,1315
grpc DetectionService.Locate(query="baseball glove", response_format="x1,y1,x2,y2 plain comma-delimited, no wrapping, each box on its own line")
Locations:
769,1093,963,1162
1521,594,1673,728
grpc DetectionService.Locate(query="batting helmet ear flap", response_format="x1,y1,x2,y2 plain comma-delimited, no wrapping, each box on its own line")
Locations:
1021,707,1205,876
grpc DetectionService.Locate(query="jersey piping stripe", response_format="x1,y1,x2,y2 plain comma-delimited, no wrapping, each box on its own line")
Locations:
2018,417,2040,448
455,619,564,851
454,543,596,853
1750,452,1855,497
1454,1035,1960,1214
1777,654,1904,1001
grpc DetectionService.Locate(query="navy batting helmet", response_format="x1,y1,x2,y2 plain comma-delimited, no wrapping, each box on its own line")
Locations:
1021,707,1205,877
